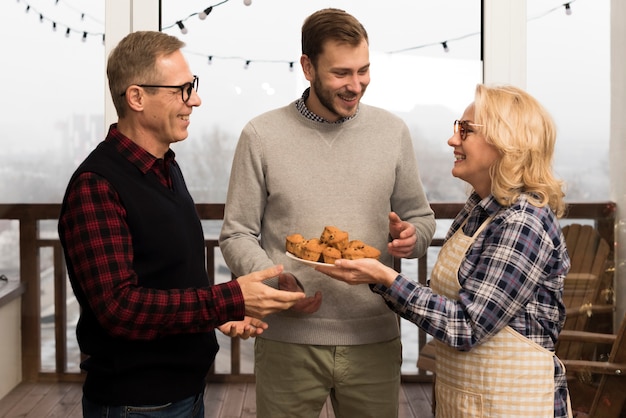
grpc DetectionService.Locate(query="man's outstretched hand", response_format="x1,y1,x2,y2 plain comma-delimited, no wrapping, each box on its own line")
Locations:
218,316,268,339
237,265,306,319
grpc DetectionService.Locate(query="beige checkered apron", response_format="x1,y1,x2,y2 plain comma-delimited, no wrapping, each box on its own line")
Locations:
429,218,558,418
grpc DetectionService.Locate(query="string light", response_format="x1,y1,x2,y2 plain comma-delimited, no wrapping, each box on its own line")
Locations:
528,0,576,21
198,7,213,20
564,3,572,15
176,21,188,34
388,32,477,54
162,1,231,31
12,0,580,66
15,0,104,42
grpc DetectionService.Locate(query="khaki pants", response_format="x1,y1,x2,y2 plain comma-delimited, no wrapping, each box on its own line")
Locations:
254,337,401,418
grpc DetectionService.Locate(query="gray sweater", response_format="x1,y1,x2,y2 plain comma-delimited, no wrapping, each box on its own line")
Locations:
219,101,435,345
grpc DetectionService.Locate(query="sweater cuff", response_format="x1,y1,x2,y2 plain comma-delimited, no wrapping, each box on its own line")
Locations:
211,280,246,324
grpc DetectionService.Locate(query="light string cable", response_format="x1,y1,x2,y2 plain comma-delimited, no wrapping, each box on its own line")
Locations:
161,0,230,34
180,1,578,69
386,0,577,54
12,0,579,61
16,0,104,42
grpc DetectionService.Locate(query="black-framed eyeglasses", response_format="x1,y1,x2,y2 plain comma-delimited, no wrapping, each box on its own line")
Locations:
453,119,483,141
121,75,199,103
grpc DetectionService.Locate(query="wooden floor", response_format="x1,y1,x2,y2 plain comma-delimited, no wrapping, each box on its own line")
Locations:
0,381,434,418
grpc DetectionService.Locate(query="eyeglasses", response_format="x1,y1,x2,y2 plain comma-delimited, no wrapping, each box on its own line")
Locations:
121,75,199,103
453,119,483,141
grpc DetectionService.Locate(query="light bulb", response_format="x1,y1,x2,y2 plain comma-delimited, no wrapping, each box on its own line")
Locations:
199,7,213,20
176,21,188,34
244,0,252,6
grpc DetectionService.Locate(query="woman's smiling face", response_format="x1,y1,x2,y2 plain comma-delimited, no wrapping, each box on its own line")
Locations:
447,103,500,198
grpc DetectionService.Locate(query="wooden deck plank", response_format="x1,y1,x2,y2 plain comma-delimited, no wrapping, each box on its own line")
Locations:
48,383,83,418
24,383,73,418
402,383,435,418
220,383,246,417
241,383,256,418
319,396,336,418
204,383,228,418
0,382,33,417
0,381,432,417
3,382,50,417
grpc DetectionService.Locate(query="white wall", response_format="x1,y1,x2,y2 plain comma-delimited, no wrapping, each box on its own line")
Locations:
0,299,22,399
104,0,160,128
611,0,626,326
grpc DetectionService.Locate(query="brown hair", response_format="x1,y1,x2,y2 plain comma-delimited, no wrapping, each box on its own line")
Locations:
107,31,185,118
301,8,368,67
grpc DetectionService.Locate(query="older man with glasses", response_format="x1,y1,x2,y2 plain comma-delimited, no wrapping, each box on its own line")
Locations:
58,30,305,418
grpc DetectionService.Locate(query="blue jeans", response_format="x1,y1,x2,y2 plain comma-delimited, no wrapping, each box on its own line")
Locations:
82,391,204,418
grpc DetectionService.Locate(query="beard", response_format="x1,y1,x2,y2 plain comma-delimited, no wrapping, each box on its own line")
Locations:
312,76,365,120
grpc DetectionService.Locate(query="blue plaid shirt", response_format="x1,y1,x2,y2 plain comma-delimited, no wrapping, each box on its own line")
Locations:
372,192,571,418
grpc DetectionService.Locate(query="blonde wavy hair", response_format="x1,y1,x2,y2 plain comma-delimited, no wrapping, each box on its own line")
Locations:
473,84,567,217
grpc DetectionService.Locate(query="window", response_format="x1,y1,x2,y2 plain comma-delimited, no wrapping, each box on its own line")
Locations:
0,1,105,204
527,0,610,200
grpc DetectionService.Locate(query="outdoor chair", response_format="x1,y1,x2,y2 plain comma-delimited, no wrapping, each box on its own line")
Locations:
559,313,626,417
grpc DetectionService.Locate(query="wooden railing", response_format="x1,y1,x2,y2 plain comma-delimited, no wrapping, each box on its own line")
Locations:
0,201,617,384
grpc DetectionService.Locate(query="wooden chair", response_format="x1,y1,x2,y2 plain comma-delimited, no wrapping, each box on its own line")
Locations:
559,313,626,417
557,224,613,361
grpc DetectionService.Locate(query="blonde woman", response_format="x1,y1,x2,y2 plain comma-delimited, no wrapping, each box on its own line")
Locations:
318,84,572,418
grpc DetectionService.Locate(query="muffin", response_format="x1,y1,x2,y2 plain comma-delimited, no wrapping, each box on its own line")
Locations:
362,244,381,260
286,233,306,255
347,239,366,250
319,226,349,251
322,246,342,264
301,238,327,262
342,246,366,260
342,244,381,260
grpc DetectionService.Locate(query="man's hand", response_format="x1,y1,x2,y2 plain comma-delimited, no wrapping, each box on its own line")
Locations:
218,317,267,339
237,265,306,319
387,211,417,258
278,272,322,314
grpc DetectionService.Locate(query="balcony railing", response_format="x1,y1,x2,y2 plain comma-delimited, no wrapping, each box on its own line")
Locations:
0,201,616,384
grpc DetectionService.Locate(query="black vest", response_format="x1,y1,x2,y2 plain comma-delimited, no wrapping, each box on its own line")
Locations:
59,140,218,405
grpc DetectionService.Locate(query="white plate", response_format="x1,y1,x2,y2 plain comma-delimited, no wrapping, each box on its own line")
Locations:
285,251,336,268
